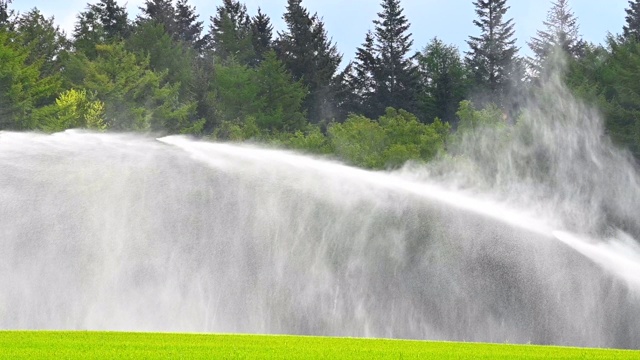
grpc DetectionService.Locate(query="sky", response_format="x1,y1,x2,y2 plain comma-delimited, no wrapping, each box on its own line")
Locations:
13,0,630,62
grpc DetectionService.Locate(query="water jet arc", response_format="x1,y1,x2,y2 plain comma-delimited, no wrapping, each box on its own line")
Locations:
0,131,638,349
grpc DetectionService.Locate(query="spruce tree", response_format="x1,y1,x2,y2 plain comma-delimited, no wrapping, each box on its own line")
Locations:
371,0,419,117
251,8,273,66
342,31,379,118
208,0,254,64
344,0,418,119
276,0,341,124
15,9,68,78
94,0,130,40
466,0,518,105
528,0,584,75
0,0,13,29
175,0,205,50
137,0,176,35
416,38,469,125
624,0,640,42
73,0,129,59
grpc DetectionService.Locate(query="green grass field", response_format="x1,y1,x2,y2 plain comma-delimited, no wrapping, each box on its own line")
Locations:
0,331,638,359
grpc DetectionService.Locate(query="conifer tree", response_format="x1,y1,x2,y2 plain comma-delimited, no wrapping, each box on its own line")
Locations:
342,31,379,118
95,0,130,40
624,0,640,42
175,0,206,50
416,38,469,125
208,0,254,64
251,8,273,66
345,0,418,119
73,0,130,59
15,9,68,78
371,0,419,116
137,0,176,35
528,0,584,75
0,0,13,29
466,0,518,105
276,0,341,124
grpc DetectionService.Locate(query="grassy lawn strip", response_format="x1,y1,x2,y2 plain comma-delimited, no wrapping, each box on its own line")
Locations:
0,331,638,359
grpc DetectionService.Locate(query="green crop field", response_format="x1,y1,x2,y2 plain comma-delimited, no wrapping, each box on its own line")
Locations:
0,331,638,359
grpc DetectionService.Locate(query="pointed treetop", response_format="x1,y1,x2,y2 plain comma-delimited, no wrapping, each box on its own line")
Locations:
624,0,640,42
527,0,584,74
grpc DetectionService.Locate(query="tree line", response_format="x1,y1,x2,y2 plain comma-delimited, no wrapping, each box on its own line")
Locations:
1,0,640,168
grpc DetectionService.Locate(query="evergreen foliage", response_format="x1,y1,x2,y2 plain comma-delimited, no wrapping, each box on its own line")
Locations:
3,0,640,168
276,0,342,124
624,0,640,42
371,0,419,116
174,0,206,50
0,0,13,29
345,0,419,120
251,8,273,66
208,0,254,64
528,0,584,76
14,9,68,78
74,0,130,59
416,38,469,126
466,0,518,105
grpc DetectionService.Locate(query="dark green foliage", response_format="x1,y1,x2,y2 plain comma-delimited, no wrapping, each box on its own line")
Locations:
191,57,218,133
0,0,13,29
73,0,130,59
251,8,273,66
14,9,68,79
175,0,206,51
372,0,420,116
528,0,584,76
4,0,640,167
624,0,640,42
416,38,469,126
93,0,130,41
137,0,204,51
276,0,342,124
212,51,307,136
340,31,378,119
65,42,197,132
137,0,175,32
208,0,254,65
343,0,419,120
568,38,640,157
466,0,518,106
254,51,307,132
126,21,195,96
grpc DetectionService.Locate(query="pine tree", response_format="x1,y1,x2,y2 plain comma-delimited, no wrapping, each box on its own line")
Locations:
254,51,307,132
371,0,419,117
73,0,129,58
528,0,584,75
94,0,130,40
208,0,254,64
175,0,205,50
342,31,379,118
624,0,640,42
137,0,176,35
0,0,13,29
466,0,518,105
276,0,342,123
416,38,469,125
15,9,68,78
251,8,273,66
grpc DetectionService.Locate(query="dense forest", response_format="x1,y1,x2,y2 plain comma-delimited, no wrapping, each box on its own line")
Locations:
1,0,640,168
